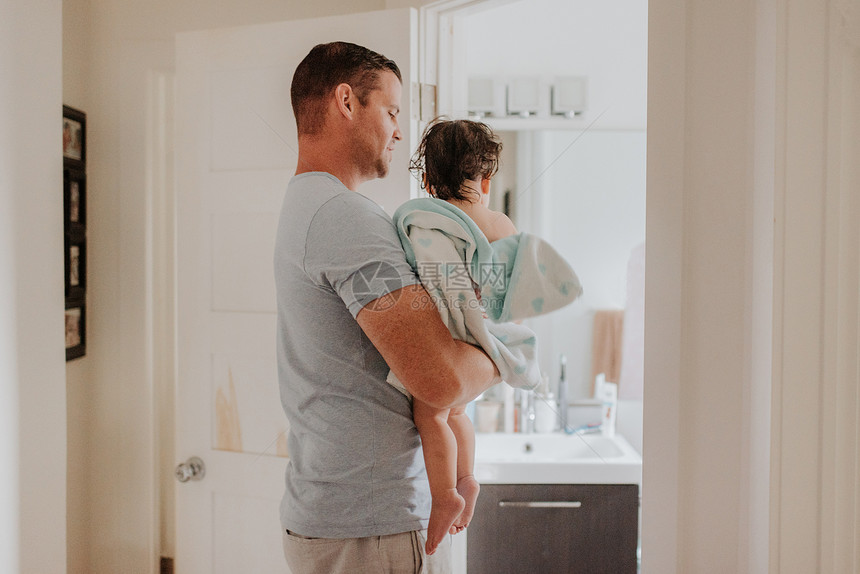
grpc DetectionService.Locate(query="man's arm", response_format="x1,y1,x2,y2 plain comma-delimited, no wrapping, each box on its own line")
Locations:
356,284,500,409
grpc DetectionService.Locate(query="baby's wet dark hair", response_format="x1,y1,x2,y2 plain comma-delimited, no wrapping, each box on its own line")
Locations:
409,118,502,202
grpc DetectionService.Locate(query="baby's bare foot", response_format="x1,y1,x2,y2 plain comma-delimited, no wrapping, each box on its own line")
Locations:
450,475,480,533
426,489,465,555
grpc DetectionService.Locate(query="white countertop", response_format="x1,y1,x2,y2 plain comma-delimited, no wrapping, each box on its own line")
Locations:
473,432,642,485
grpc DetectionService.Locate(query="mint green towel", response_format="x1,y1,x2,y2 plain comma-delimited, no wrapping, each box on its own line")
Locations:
387,197,582,392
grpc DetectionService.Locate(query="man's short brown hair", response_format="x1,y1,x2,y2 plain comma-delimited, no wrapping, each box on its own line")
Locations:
291,42,401,136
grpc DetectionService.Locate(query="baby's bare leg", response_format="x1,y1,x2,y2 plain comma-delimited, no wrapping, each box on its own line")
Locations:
447,405,480,533
413,399,465,556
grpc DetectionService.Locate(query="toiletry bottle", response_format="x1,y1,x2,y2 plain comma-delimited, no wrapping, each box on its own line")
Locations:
534,374,557,433
597,374,618,437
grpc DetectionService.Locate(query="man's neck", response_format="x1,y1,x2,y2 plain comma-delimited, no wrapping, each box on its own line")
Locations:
295,135,362,191
295,162,360,192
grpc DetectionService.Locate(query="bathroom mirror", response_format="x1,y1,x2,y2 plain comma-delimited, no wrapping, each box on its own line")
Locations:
459,0,648,406
490,129,646,401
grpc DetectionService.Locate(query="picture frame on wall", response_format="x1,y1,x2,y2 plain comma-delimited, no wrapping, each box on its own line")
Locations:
65,301,86,361
64,169,86,228
64,169,86,226
63,104,87,361
64,168,86,302
63,105,86,168
64,239,86,299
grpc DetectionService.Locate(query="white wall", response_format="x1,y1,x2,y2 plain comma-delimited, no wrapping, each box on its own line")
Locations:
0,1,67,573
464,0,648,129
643,0,758,569
645,0,860,572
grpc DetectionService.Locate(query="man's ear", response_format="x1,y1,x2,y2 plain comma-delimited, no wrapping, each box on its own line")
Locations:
334,83,355,118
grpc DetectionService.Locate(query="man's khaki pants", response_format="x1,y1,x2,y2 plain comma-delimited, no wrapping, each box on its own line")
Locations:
283,529,452,574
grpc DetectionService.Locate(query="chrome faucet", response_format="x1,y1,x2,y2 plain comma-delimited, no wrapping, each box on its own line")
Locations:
558,354,568,432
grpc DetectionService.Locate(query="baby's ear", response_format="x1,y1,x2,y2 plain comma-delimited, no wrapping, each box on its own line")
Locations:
481,177,491,196
423,175,439,197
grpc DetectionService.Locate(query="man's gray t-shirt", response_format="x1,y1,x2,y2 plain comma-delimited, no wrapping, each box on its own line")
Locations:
274,172,429,538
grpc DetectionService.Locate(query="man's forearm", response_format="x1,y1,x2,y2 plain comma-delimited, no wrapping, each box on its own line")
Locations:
445,340,501,407
356,284,501,410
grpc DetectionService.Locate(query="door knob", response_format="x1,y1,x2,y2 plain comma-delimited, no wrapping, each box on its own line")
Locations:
175,456,206,483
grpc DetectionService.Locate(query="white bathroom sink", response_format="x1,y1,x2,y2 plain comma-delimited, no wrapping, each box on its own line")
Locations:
473,432,642,485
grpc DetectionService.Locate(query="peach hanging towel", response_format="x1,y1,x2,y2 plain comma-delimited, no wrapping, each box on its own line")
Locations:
591,309,624,395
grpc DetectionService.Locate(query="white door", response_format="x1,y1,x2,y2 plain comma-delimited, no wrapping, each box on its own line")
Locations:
174,10,418,572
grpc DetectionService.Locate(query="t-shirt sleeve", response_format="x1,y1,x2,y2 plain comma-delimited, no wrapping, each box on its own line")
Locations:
303,193,421,317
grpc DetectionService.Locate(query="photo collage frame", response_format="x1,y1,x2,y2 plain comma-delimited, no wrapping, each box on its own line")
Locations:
63,105,86,360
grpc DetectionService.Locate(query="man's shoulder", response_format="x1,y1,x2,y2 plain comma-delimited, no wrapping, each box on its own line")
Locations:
286,174,386,230
287,172,347,201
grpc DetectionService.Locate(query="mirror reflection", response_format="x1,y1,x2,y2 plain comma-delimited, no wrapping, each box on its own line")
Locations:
457,0,647,454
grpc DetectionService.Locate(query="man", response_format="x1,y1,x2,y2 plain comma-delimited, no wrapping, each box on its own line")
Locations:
275,42,500,573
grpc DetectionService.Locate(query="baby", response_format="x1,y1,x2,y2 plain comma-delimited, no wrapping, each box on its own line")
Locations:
407,119,517,555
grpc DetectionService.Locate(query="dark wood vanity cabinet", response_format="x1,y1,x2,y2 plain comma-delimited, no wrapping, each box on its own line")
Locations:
466,484,639,574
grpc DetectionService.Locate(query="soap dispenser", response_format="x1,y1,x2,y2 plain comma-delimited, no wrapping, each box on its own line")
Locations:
596,373,618,437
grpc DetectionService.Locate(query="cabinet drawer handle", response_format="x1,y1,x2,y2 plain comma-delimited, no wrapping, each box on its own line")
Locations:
499,501,582,509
